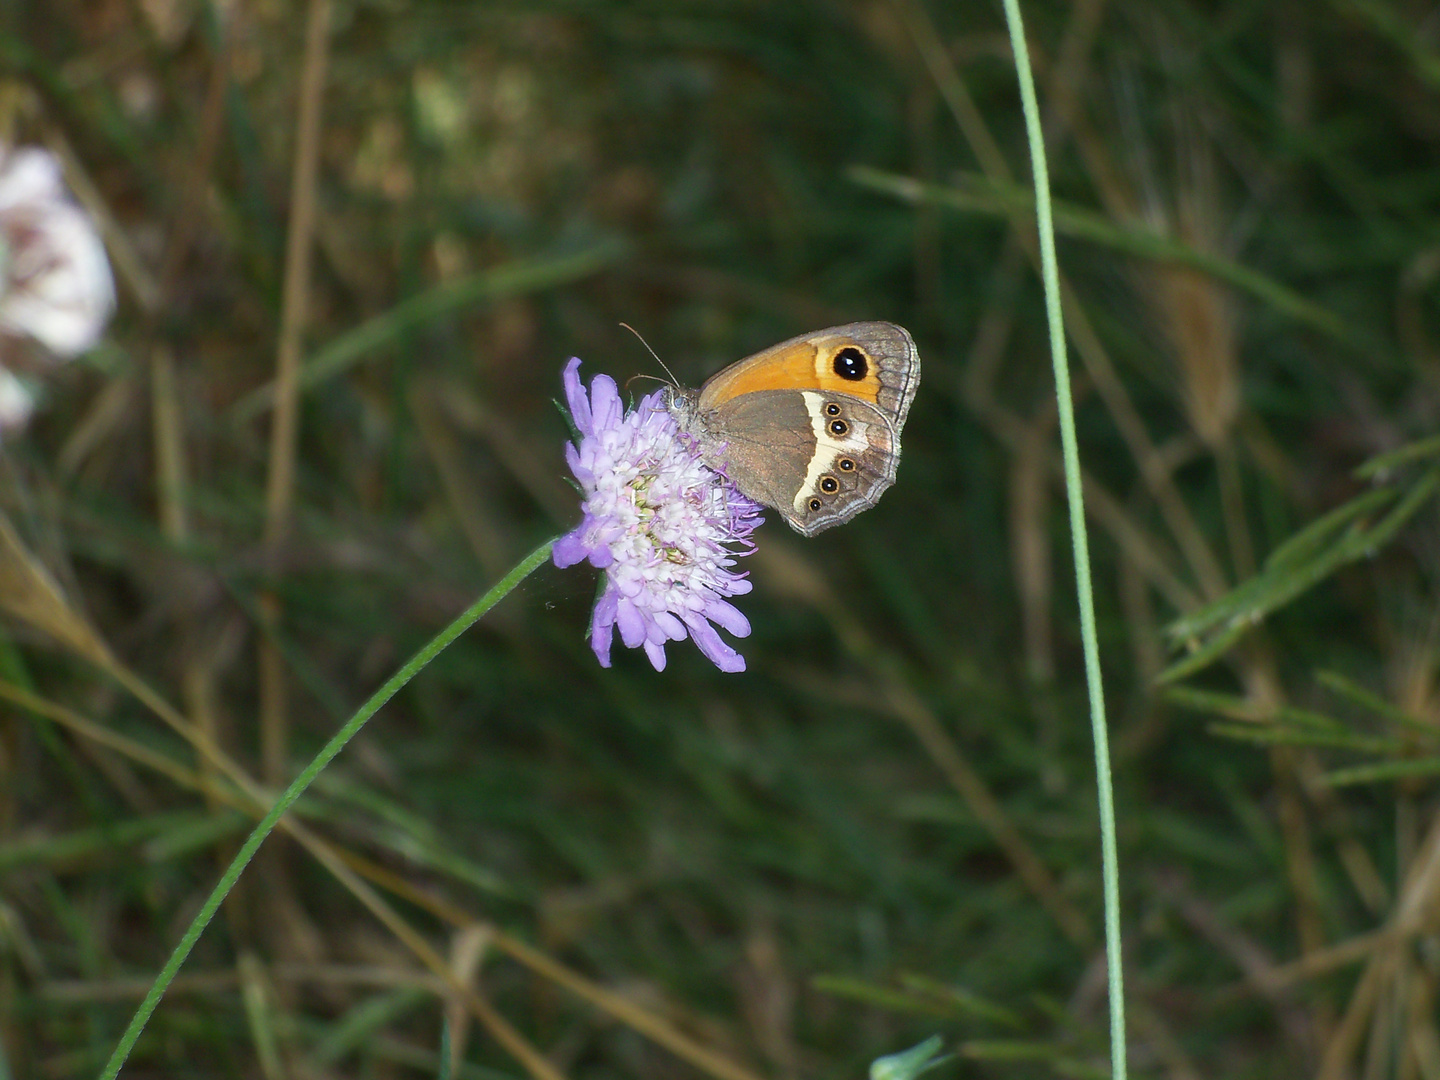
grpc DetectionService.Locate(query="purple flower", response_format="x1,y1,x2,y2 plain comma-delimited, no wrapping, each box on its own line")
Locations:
553,357,764,673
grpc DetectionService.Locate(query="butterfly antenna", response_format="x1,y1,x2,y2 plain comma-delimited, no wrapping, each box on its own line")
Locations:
619,322,680,388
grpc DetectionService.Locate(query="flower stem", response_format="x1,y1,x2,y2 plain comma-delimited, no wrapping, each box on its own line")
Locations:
997,2,1127,1078
99,537,556,1079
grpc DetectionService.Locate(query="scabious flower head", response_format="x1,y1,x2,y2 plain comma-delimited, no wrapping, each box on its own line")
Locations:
0,145,115,433
553,358,764,673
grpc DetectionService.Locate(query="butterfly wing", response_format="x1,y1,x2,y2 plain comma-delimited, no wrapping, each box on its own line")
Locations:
696,322,919,431
675,321,920,536
701,389,900,536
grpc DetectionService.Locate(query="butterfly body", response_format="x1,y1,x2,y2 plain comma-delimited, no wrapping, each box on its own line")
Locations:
668,322,919,536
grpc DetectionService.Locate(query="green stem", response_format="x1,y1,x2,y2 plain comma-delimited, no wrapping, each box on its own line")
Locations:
99,538,556,1079
996,3,1127,1079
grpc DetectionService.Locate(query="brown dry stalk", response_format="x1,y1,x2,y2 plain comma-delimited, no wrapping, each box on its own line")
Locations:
0,512,114,667
150,345,187,544
41,124,160,314
410,386,511,580
0,666,573,1080
312,850,768,1080
157,1,242,294
265,0,332,553
489,930,767,1080
261,0,332,788
0,644,760,1080
890,0,1012,184
41,965,449,1003
898,0,1230,604
754,543,1095,947
1011,400,1057,683
0,507,763,1078
1318,949,1394,1080
971,391,1203,614
152,8,239,835
1307,806,1440,1078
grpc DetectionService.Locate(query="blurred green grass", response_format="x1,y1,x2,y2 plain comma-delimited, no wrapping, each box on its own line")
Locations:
3,1,1440,1078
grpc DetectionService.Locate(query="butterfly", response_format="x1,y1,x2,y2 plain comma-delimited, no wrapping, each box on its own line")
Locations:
667,322,920,535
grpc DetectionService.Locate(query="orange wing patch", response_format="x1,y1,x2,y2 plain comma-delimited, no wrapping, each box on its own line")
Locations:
696,335,884,409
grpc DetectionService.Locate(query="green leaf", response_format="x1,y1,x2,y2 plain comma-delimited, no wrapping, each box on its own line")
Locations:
228,240,628,424
961,1040,1110,1079
1316,670,1434,735
1162,469,1440,679
1164,685,1347,732
1260,488,1395,575
1322,757,1440,786
812,975,954,1018
849,165,1365,349
871,1036,952,1080
1207,723,1403,753
1353,434,1440,480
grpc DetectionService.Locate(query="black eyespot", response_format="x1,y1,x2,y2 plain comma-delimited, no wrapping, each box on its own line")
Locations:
825,402,842,417
829,419,848,436
808,498,822,512
820,476,839,494
833,347,868,381
838,457,855,471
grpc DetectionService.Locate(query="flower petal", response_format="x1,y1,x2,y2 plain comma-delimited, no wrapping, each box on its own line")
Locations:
564,442,593,485
561,357,592,435
684,615,746,673
703,598,751,638
588,372,623,433
589,588,618,668
552,529,591,569
586,537,615,569
615,596,648,648
652,610,687,641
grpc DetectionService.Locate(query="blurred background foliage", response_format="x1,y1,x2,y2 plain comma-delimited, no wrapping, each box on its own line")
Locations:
2,0,1440,1077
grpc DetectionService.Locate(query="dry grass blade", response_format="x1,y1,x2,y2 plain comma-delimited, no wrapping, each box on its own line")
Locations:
0,511,112,667
260,0,333,790
488,930,767,1080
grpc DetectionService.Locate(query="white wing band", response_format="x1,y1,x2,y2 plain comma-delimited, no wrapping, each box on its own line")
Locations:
793,391,873,513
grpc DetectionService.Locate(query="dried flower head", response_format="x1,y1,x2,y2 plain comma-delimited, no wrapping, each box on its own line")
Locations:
0,146,115,431
553,358,764,672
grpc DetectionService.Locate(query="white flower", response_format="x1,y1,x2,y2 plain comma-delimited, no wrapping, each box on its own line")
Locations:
0,369,35,431
0,146,115,431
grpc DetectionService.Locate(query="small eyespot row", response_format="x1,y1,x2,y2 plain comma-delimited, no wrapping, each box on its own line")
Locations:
808,498,822,512
838,457,855,471
820,476,839,494
829,419,848,436
825,402,841,416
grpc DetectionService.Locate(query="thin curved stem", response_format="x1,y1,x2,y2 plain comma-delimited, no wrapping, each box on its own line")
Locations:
99,538,556,1079
997,2,1127,1078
